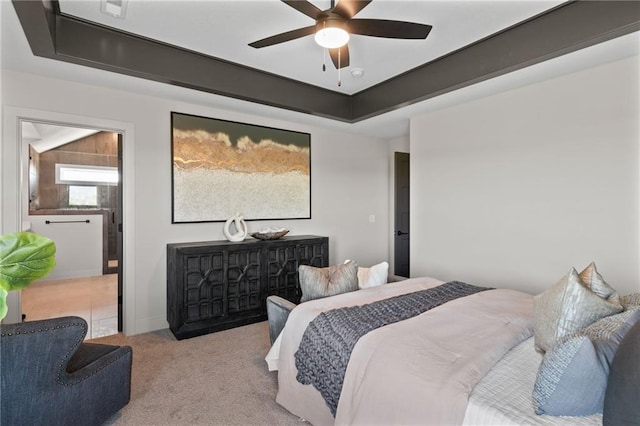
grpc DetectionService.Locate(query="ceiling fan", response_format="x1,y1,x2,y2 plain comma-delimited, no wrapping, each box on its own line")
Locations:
248,0,433,73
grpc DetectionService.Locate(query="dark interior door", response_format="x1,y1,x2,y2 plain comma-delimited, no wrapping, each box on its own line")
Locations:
117,134,124,332
394,152,410,277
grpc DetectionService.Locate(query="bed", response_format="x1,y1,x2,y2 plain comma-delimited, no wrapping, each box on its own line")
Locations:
265,276,638,426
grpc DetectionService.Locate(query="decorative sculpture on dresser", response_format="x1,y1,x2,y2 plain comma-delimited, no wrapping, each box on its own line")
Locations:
223,213,248,242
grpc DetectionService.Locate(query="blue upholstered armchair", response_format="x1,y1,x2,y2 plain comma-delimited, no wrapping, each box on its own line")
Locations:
1,316,132,426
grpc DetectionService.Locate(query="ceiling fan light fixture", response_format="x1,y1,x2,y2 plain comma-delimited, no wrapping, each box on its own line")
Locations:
315,20,350,49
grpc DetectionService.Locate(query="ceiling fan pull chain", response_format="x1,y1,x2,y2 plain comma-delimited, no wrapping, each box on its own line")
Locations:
323,48,326,72
322,21,327,72
338,49,342,87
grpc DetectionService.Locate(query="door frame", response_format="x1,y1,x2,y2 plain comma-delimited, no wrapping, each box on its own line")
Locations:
1,106,136,335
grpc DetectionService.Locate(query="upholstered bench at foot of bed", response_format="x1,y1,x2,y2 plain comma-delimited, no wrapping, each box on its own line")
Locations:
267,295,298,345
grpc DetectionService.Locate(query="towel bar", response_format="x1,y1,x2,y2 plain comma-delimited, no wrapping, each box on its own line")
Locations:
45,219,90,224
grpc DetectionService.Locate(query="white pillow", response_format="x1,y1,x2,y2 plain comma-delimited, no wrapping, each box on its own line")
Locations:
345,260,389,289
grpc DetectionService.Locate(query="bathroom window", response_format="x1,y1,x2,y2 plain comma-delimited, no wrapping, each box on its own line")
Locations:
69,185,98,207
55,164,118,186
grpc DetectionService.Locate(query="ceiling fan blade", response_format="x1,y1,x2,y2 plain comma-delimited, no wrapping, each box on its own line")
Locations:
329,44,350,69
249,25,316,48
332,0,372,19
349,19,432,39
281,0,323,19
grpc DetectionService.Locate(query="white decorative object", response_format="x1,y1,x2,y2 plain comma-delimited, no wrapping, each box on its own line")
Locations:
223,213,248,242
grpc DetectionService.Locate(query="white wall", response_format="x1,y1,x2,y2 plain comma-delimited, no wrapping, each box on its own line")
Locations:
410,56,640,296
1,70,390,334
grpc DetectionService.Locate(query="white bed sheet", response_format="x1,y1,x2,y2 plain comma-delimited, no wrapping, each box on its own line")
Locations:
462,337,602,426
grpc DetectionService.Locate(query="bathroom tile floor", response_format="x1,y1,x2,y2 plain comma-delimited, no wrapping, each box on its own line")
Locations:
21,274,118,339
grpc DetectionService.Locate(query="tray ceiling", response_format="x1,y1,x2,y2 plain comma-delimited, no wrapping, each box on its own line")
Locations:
6,1,640,128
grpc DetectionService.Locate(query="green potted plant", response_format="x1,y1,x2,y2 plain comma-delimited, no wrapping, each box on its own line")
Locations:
0,232,56,320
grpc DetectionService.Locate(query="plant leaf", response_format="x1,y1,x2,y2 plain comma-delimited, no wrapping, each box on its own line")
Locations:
0,288,7,320
0,232,56,291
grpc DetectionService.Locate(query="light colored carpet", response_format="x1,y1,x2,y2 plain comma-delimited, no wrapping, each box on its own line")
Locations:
94,321,303,425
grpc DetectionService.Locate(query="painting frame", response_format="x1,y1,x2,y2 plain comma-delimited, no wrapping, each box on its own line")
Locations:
171,112,311,223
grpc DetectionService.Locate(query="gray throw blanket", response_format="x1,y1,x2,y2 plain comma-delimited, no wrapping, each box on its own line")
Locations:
294,281,492,416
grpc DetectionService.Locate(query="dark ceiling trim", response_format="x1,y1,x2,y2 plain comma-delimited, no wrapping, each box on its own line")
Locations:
351,1,640,121
11,1,640,123
11,0,353,121
54,14,354,121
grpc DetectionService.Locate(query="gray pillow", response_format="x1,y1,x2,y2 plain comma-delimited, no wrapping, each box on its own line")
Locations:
534,267,623,353
579,262,620,304
533,309,640,416
299,260,359,303
620,293,640,309
583,307,640,341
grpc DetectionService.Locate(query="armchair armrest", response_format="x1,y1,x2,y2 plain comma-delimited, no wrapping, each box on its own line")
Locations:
266,295,297,345
64,343,132,387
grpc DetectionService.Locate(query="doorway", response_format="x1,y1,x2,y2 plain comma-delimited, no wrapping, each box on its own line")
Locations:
394,152,410,277
20,120,123,338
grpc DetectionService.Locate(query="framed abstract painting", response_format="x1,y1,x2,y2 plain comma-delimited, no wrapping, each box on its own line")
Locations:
171,112,311,223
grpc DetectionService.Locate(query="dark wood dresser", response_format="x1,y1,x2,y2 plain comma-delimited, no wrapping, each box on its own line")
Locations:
167,235,328,339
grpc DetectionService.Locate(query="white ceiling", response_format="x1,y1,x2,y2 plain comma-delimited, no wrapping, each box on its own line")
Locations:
22,121,99,153
2,1,639,140
58,0,565,95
